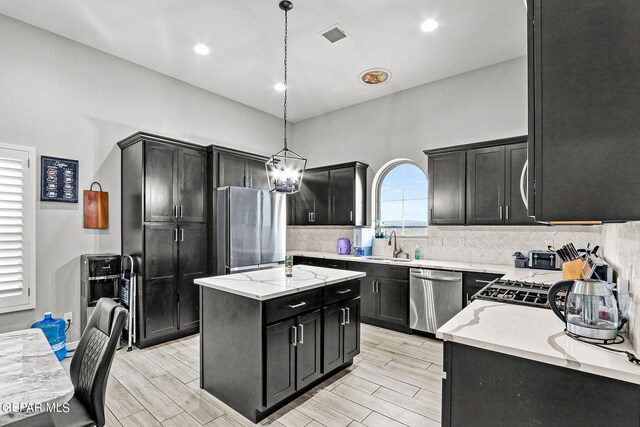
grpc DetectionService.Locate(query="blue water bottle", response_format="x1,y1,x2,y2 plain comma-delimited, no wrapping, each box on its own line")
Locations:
32,312,67,361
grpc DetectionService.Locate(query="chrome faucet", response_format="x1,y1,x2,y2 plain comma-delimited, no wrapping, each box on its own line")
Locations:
388,231,404,258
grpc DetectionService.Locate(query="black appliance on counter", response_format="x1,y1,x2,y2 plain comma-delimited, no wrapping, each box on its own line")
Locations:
81,254,121,332
528,250,562,270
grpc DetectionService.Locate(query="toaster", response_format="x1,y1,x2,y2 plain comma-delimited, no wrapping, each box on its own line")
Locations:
528,250,562,270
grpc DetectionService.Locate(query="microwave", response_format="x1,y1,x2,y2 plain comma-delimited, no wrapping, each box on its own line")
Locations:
528,250,562,270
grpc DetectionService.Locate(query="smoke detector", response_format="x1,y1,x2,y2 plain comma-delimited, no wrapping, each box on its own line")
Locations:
320,24,348,43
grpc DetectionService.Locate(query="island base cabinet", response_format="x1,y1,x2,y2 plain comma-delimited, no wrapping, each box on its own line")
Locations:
442,342,640,426
200,282,360,424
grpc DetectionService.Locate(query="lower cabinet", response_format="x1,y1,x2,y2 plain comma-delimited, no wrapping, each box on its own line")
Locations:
265,310,322,408
462,272,502,308
323,298,360,373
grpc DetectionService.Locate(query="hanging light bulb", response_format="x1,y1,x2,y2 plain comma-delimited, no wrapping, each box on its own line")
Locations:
265,1,307,193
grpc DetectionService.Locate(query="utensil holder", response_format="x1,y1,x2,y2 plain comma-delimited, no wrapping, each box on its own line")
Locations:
562,259,588,280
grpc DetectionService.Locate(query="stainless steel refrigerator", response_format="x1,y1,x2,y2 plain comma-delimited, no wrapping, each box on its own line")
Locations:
216,187,286,274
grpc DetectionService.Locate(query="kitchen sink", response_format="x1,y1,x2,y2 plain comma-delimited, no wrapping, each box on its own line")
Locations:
361,256,413,263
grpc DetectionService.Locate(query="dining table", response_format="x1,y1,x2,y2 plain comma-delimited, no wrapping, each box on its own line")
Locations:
0,328,74,426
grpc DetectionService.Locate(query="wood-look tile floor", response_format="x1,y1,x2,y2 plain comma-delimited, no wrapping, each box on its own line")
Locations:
103,324,443,427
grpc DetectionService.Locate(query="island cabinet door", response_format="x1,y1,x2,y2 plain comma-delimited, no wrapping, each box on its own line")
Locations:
322,303,344,373
265,318,297,408
295,310,322,390
343,298,361,361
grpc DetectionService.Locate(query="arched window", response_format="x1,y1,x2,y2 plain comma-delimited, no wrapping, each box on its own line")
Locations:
375,161,428,234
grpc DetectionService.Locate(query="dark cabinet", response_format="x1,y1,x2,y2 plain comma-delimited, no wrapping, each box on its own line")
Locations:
178,223,207,330
289,162,368,226
120,132,208,348
462,272,502,308
292,256,347,270
295,310,322,389
428,152,466,225
426,137,534,226
323,298,360,373
265,318,296,407
347,262,409,332
145,143,206,223
219,152,269,190
527,0,640,222
505,143,534,225
466,146,505,225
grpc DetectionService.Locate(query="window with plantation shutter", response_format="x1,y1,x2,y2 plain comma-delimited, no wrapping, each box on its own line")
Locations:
0,144,35,313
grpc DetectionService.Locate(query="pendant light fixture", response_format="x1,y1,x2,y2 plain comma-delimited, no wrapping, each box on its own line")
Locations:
266,0,307,193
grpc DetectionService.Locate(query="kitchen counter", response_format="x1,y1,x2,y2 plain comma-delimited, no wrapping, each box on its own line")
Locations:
289,250,563,283
437,299,640,385
195,265,365,300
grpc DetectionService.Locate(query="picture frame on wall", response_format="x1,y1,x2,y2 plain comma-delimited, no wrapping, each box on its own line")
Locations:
40,156,79,203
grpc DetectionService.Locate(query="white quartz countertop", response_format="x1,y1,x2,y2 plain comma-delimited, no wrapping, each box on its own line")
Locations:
195,265,366,300
288,250,564,284
437,299,640,385
0,329,75,425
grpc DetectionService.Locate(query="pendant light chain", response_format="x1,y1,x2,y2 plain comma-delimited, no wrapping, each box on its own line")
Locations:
283,7,288,151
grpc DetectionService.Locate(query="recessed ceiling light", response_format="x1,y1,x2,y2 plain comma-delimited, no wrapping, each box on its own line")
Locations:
421,18,439,32
274,83,286,92
193,43,210,55
359,69,391,85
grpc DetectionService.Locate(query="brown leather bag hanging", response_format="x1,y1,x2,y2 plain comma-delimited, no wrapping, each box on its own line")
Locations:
84,182,109,229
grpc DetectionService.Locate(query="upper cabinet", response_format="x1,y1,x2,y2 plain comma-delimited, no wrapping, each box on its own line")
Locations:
425,137,534,226
288,162,368,226
218,151,269,190
527,0,640,222
120,133,207,224
428,152,466,225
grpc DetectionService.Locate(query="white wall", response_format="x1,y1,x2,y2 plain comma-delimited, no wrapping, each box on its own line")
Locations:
0,14,286,341
291,56,527,173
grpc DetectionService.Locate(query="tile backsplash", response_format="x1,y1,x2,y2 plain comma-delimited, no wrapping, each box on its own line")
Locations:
601,222,640,353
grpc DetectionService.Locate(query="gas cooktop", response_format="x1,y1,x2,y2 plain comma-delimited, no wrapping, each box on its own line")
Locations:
473,279,552,308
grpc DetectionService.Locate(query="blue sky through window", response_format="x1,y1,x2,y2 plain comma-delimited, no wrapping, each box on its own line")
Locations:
379,163,428,229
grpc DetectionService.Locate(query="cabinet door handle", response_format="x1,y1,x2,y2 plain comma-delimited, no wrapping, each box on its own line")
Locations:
375,281,380,293
180,205,183,218
174,228,178,242
340,308,346,325
308,213,311,222
499,206,503,220
337,289,351,294
180,228,184,242
298,324,304,344
173,205,178,218
250,177,253,187
345,307,350,324
288,302,306,309
505,205,509,220
372,281,376,294
350,210,353,221
466,293,470,305
292,326,297,347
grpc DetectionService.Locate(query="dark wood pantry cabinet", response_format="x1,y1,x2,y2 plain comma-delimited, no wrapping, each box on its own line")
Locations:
527,0,640,222
119,132,208,348
288,161,368,226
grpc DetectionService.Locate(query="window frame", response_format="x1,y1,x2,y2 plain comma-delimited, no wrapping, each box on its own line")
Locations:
0,142,36,314
374,159,428,236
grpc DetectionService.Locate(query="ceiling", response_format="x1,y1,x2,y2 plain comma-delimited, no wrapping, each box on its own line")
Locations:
0,0,527,122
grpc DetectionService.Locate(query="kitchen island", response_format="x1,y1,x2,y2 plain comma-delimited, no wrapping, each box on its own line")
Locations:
195,265,365,423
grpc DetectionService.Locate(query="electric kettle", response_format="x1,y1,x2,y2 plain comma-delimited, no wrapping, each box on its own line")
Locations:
548,279,619,341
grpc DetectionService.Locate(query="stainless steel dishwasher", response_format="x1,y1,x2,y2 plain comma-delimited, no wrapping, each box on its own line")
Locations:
410,268,462,334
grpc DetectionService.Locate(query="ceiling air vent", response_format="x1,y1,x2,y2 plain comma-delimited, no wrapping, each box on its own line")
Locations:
321,25,348,43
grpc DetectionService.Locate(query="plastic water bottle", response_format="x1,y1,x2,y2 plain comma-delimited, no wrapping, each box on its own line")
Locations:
32,312,67,361
285,255,293,277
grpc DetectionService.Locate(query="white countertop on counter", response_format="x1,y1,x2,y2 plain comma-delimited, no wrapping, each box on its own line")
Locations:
195,265,365,300
437,299,640,385
288,250,563,284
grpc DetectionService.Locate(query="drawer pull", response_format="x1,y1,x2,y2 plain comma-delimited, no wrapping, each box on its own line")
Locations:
288,302,306,309
336,289,351,294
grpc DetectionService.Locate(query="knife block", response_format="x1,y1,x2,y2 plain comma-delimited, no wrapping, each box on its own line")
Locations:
562,259,588,280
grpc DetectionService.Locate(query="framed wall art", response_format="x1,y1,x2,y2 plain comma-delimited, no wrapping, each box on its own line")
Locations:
40,156,79,203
